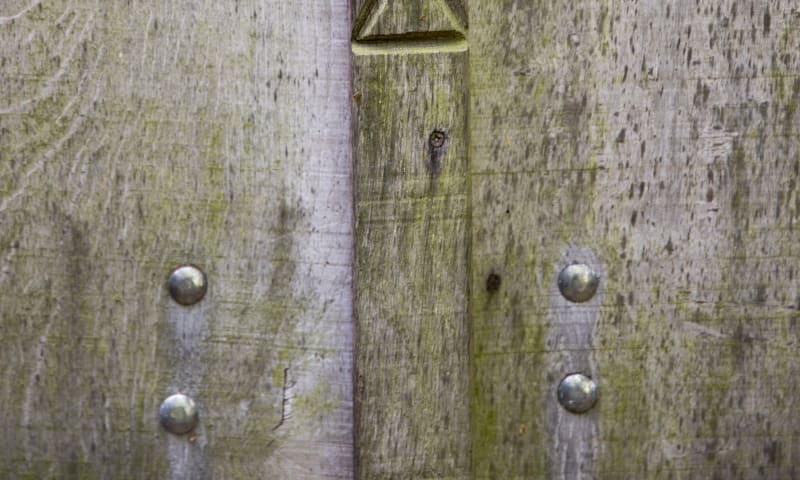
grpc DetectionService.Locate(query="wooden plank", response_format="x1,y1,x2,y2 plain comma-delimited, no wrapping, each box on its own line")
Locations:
469,0,800,478
0,1,352,478
352,2,470,477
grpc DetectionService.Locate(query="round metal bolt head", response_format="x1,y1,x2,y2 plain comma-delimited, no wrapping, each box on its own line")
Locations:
168,265,207,306
557,373,598,414
159,393,199,435
557,263,599,303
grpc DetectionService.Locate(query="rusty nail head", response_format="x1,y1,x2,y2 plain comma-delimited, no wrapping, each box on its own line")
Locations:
430,130,446,148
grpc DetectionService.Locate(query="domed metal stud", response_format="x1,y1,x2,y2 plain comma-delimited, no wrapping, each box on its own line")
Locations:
557,373,598,414
159,393,199,435
168,265,207,306
557,263,599,303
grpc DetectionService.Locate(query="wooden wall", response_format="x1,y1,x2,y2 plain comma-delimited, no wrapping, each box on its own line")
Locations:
353,0,800,479
2,0,800,478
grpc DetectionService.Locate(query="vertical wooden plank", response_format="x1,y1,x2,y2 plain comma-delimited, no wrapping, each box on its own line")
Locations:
352,1,470,477
469,0,800,478
0,1,352,478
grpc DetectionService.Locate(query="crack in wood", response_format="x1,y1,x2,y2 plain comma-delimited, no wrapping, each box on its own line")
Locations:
273,366,296,431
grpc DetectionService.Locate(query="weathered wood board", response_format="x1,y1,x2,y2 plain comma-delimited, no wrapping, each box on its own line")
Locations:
351,1,471,476
470,0,800,478
0,1,352,478
3,0,800,478
353,0,800,478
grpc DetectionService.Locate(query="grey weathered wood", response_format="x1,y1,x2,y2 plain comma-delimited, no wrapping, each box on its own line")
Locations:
4,0,800,478
0,1,352,478
545,248,603,479
352,1,470,477
470,0,800,478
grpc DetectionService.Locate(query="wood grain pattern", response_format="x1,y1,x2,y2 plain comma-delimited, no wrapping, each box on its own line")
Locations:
4,0,800,478
352,26,471,479
469,0,800,478
0,1,352,478
353,0,465,41
353,0,468,32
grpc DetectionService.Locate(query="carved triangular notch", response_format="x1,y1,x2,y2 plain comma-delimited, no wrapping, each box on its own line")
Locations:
353,0,467,43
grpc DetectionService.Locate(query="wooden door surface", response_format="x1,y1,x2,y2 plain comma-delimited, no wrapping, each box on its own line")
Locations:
3,0,800,479
0,1,352,478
